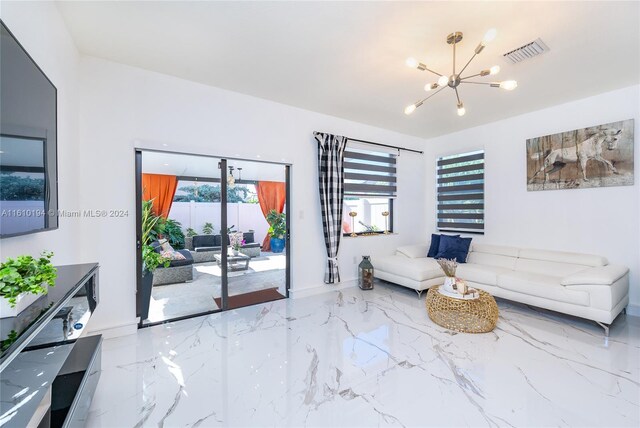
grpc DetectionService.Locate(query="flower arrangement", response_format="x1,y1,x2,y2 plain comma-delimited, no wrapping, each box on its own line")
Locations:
230,232,245,251
436,258,458,277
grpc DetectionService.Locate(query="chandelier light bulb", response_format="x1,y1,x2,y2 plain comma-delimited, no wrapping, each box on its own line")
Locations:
457,102,466,116
406,57,419,69
424,83,437,92
483,28,497,44
489,65,500,75
437,75,449,86
500,80,518,90
404,104,417,115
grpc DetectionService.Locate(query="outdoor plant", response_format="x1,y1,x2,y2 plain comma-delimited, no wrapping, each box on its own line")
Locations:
0,251,57,308
185,227,197,237
202,222,214,235
141,199,169,274
160,218,185,249
266,210,286,239
229,232,245,251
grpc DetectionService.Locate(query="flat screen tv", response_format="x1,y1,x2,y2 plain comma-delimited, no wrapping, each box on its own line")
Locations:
0,20,58,238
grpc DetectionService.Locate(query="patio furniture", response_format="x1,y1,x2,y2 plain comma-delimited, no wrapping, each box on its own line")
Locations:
214,253,250,271
191,232,261,262
149,241,194,286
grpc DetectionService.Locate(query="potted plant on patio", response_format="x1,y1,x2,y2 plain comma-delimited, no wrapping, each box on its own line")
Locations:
0,251,57,318
140,200,169,320
184,227,197,250
229,232,245,256
266,210,286,253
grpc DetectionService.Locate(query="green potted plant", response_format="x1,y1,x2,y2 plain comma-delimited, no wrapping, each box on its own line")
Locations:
0,251,57,318
184,227,197,250
139,200,169,320
161,218,185,249
266,210,286,253
202,222,214,235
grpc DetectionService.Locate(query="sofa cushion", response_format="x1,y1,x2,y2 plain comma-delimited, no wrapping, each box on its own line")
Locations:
434,235,472,263
456,264,512,286
467,252,517,270
497,271,590,306
397,244,429,259
518,248,607,267
161,250,186,261
515,258,589,277
374,255,442,282
471,244,519,258
243,231,255,244
165,249,194,267
560,265,629,286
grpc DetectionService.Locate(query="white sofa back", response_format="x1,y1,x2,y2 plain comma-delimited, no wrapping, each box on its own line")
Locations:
414,240,611,277
467,244,518,269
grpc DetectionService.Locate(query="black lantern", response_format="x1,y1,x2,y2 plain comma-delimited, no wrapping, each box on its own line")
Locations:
358,256,374,290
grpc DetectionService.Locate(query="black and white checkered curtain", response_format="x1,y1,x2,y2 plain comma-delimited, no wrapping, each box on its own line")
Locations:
316,132,347,284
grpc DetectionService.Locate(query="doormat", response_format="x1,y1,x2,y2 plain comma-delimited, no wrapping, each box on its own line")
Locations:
214,287,285,310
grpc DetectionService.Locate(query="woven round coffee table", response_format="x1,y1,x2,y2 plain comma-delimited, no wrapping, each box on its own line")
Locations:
426,285,499,333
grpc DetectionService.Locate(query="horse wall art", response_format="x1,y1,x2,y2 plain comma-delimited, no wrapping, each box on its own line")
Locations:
526,119,634,191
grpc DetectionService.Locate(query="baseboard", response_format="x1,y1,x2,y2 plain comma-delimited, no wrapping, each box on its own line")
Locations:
86,321,138,339
289,279,358,299
626,304,640,317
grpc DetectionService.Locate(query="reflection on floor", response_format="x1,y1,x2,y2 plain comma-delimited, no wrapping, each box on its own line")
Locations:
89,281,639,427
145,252,286,323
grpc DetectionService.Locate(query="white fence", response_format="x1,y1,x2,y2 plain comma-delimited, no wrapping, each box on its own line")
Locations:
169,202,269,244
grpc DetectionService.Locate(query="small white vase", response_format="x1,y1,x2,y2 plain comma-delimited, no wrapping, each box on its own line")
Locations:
0,292,45,319
232,249,239,256
442,276,457,293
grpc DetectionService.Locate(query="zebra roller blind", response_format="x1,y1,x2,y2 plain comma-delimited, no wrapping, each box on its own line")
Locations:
344,146,397,198
437,150,484,233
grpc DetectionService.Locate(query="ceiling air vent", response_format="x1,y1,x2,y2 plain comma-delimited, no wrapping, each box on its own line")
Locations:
503,38,549,64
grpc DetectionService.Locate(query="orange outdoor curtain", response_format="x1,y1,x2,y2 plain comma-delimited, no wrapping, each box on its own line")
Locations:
142,173,178,218
256,181,286,251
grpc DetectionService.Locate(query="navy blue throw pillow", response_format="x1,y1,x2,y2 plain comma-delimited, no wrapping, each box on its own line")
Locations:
427,234,460,258
434,235,472,263
427,234,441,258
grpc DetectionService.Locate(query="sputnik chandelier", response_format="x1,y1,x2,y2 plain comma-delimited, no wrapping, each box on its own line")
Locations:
404,29,517,117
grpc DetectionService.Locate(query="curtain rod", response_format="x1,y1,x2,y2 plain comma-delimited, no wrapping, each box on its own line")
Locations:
313,131,423,155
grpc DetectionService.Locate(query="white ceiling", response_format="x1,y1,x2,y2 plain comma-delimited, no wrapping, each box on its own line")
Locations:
142,151,286,182
57,1,639,139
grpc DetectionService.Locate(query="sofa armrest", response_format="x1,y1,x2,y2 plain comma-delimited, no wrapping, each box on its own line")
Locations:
561,265,629,286
396,244,429,259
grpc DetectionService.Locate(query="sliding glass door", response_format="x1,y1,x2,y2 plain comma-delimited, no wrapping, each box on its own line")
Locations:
224,160,288,309
136,150,290,326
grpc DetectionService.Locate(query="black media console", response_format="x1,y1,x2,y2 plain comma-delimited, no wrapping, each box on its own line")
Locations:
0,263,101,427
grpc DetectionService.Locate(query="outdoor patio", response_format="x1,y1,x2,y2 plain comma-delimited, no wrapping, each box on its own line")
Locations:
146,252,286,323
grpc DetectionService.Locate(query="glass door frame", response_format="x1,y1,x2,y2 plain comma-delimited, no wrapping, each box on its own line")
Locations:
135,148,291,328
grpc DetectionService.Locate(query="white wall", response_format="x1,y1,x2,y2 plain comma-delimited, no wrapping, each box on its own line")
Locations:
0,4,83,266
423,85,640,308
77,56,427,333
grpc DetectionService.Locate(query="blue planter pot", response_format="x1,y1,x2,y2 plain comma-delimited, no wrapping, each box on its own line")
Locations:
270,237,285,253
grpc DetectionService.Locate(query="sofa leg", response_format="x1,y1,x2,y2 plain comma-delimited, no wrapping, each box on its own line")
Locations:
623,307,627,315
416,290,423,298
595,321,610,337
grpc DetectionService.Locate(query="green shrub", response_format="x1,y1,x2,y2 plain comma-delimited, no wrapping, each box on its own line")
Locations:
0,251,57,308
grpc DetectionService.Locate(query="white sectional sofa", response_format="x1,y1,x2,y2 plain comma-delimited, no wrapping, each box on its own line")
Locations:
373,243,629,333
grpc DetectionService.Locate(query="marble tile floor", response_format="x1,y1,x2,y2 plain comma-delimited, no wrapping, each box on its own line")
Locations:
87,282,639,427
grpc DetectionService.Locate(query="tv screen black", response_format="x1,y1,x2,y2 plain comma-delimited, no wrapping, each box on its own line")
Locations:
0,20,58,238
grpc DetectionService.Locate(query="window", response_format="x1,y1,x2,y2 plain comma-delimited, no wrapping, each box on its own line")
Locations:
436,150,484,234
342,147,396,235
